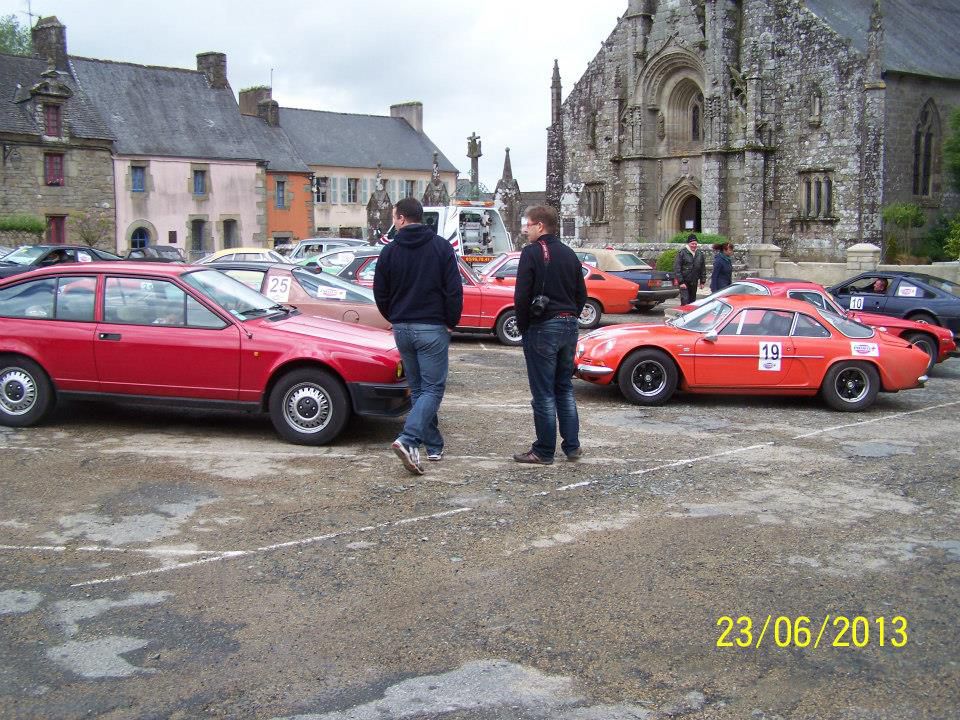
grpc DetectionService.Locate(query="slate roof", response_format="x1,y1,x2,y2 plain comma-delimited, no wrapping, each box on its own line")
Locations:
279,107,459,174
70,57,262,160
805,0,960,81
0,52,112,139
239,115,309,173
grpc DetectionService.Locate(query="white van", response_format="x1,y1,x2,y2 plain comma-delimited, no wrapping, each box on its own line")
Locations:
387,201,513,266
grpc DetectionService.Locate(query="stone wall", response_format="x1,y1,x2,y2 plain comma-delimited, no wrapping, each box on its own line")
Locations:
0,230,43,247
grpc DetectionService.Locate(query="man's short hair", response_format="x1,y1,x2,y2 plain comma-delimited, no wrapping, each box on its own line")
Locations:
394,197,424,223
524,205,559,234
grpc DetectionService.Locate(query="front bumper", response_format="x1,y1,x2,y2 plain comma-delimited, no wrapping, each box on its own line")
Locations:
348,381,410,417
575,363,616,378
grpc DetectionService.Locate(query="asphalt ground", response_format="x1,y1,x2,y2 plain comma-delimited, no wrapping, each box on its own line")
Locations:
1,303,958,719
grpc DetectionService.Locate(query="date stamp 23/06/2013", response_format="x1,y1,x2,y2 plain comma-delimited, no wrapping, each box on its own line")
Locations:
716,615,908,649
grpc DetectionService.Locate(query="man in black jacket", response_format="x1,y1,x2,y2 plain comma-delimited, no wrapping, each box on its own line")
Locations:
674,234,707,305
373,198,463,475
513,205,587,465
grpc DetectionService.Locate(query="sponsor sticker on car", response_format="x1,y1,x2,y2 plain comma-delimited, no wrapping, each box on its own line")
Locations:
851,342,879,357
316,287,348,300
897,285,918,297
78,251,93,262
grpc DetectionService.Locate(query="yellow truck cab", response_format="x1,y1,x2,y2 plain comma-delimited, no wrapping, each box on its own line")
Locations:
387,201,513,267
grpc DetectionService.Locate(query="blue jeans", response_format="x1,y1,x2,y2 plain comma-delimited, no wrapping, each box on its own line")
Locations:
393,323,450,455
522,316,580,460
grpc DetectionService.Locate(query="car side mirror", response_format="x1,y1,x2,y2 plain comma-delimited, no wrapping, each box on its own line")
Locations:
703,330,718,343
493,272,507,280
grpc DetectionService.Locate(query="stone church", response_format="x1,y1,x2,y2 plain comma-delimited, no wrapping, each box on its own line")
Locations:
546,0,960,259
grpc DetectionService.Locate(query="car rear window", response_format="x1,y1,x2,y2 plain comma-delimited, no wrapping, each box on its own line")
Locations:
922,276,960,298
818,309,874,338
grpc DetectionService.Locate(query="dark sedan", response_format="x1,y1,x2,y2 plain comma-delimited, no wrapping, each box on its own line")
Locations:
575,248,678,310
125,246,186,262
0,244,121,278
827,271,960,336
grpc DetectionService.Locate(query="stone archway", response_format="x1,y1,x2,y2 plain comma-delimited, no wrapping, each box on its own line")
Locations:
658,177,701,240
125,220,157,252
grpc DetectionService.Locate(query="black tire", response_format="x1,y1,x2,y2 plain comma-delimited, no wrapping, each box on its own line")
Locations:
902,331,937,373
617,349,678,405
906,311,939,326
268,368,349,445
634,302,657,313
0,355,56,427
578,299,603,329
494,309,522,346
821,361,880,412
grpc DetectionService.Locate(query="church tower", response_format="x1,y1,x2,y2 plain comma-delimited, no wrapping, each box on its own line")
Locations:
545,60,565,211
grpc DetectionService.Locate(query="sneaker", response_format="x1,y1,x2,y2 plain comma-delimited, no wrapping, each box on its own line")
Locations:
392,440,424,475
512,450,554,465
427,450,444,461
566,447,583,462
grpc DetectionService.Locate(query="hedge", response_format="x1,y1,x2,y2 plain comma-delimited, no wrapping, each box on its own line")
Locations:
657,247,679,271
669,231,729,245
0,215,45,234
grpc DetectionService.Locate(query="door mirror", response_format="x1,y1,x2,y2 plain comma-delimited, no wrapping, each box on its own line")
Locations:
493,272,508,280
703,330,718,343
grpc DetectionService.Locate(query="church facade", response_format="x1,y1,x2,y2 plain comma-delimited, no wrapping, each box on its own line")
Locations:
546,0,960,259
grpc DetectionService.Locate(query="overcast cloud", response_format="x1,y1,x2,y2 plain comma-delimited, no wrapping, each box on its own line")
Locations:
2,0,625,191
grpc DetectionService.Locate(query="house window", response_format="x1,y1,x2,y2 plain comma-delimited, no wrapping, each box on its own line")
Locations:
46,216,66,244
347,178,359,203
43,104,62,137
44,153,64,185
798,171,834,219
131,166,145,192
191,219,207,253
912,101,940,197
223,219,238,249
193,169,207,195
314,176,328,203
404,180,416,198
276,180,286,208
131,227,149,249
585,184,605,222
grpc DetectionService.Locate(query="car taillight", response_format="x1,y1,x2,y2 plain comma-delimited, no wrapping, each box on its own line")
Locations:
396,361,405,380
650,279,662,288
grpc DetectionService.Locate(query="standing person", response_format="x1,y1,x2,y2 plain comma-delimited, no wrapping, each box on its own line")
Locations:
373,198,463,475
512,205,587,465
674,234,707,305
710,242,735,293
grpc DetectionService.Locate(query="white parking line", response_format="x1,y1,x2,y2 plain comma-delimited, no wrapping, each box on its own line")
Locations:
790,400,960,440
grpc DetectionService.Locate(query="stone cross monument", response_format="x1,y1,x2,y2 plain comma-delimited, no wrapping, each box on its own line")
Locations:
467,132,482,200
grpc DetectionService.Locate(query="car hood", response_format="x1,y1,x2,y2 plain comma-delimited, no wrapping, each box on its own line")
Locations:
253,312,397,351
581,322,670,342
475,281,514,297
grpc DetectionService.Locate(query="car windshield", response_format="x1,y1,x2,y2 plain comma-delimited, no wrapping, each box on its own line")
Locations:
292,268,374,303
818,308,875,338
460,259,481,283
183,269,284,320
1,246,47,265
922,275,960,298
615,252,650,268
671,299,734,332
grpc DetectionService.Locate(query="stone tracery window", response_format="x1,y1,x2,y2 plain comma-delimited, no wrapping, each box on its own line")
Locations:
585,184,605,222
912,100,940,198
798,171,833,219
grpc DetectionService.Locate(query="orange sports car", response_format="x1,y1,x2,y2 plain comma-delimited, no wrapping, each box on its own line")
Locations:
575,296,929,411
479,251,641,329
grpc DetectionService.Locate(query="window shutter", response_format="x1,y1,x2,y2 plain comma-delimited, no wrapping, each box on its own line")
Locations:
330,177,338,204
417,180,424,199
341,177,348,203
362,178,369,203
390,179,397,199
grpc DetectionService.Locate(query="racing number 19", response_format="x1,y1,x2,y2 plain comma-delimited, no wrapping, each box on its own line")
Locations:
760,343,781,361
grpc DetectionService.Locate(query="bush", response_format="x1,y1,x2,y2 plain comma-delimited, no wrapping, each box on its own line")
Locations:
945,218,960,260
884,237,900,264
657,247,679,271
0,214,45,235
669,231,729,246
919,213,957,262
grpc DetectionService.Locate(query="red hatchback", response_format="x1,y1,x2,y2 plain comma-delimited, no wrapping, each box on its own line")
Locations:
0,262,409,445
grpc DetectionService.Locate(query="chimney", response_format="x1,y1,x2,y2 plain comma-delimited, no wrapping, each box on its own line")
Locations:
390,102,423,133
32,17,68,72
197,52,228,90
240,86,272,116
258,99,280,127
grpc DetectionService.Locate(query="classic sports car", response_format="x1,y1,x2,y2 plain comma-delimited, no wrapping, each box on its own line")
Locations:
213,261,391,330
574,248,678,310
478,251,642,329
0,245,121,278
669,277,958,372
575,296,929,412
827,271,960,335
0,262,408,445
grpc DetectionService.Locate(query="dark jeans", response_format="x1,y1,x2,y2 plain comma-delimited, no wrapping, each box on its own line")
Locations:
521,316,580,461
679,283,699,305
393,323,449,455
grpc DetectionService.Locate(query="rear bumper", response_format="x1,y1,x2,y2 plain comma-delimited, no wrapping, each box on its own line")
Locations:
632,288,680,306
348,381,410,417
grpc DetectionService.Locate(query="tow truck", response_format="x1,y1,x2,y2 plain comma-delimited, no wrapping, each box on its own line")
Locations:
386,201,513,267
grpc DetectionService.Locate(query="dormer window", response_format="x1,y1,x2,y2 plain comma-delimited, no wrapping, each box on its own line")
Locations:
43,104,62,137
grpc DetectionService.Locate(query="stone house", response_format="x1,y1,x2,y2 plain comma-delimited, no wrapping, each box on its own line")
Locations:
0,17,114,246
547,0,960,259
278,102,458,239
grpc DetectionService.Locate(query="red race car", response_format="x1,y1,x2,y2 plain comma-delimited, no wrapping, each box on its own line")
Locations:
576,296,929,412
478,251,642,329
667,277,958,373
0,262,409,444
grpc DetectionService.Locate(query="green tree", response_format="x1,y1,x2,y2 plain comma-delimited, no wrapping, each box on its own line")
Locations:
945,107,960,194
0,14,31,56
881,202,925,261
945,218,960,261
70,205,114,248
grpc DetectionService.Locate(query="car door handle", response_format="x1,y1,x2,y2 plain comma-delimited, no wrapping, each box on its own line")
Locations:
98,332,122,341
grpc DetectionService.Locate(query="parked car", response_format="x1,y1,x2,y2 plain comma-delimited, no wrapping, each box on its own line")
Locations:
574,295,929,412
0,246,14,259
297,246,380,276
574,248,678,310
288,237,367,261
125,246,186,262
0,262,409,445
196,247,292,265
669,277,958,372
0,245,122,279
478,251,642,329
827,271,960,336
213,261,390,330
327,248,521,345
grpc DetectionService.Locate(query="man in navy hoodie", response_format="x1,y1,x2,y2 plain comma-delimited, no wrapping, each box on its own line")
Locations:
373,198,463,475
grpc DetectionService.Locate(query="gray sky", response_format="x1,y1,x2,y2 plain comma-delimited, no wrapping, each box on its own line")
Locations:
3,0,625,191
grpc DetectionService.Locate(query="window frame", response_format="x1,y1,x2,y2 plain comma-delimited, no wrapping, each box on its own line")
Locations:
131,166,146,193
347,178,359,204
44,153,64,186
193,169,207,196
276,180,286,208
43,103,62,137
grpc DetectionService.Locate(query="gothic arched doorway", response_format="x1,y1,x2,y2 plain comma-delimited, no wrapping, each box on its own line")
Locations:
679,195,701,234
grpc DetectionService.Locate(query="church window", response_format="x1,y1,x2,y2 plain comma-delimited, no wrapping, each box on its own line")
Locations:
691,104,701,141
585,184,605,222
798,171,834,219
912,100,940,198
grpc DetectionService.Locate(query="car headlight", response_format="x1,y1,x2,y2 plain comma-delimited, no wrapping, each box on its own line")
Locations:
576,342,585,357
595,339,616,357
